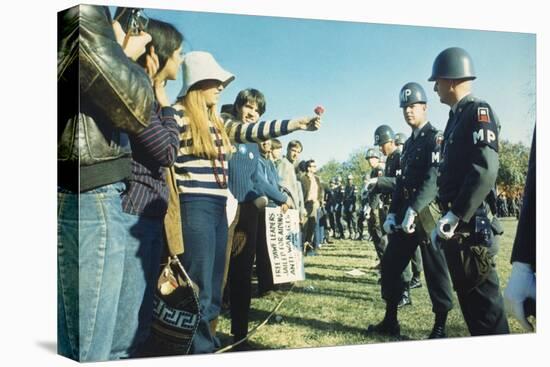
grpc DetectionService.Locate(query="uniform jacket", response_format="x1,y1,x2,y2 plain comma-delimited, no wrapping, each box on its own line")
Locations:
367,167,384,208
334,184,345,212
437,95,500,222
343,184,357,212
390,122,441,217
371,150,401,206
324,187,336,211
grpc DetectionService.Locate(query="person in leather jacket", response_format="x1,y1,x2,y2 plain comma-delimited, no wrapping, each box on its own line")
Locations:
57,5,156,362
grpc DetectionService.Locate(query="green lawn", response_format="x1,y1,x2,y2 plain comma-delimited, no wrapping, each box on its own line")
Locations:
216,218,530,352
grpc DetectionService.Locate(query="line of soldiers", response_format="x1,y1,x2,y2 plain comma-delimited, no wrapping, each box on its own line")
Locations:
358,47,510,339
496,193,523,218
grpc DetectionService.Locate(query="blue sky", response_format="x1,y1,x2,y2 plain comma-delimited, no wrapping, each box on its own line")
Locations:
115,6,536,165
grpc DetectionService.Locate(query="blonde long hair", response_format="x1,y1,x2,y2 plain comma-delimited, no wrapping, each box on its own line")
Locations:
182,89,232,159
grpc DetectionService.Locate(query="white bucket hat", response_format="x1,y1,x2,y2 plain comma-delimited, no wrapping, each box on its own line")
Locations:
177,51,235,98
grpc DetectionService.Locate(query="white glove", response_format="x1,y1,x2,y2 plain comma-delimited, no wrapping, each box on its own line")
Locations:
504,262,536,331
365,206,372,220
401,207,417,234
383,213,397,234
436,211,460,240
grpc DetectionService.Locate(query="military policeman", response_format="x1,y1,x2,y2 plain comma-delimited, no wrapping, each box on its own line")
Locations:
333,176,345,239
394,132,407,153
324,178,337,242
367,125,413,306
367,82,454,339
396,133,424,286
364,148,387,264
356,174,370,241
430,47,509,335
343,174,358,239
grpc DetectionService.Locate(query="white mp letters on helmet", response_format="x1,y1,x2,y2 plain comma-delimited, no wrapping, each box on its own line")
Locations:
401,88,412,102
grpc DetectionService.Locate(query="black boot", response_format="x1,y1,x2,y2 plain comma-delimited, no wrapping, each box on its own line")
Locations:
428,325,447,339
367,303,400,337
366,319,401,337
428,312,448,339
397,289,412,308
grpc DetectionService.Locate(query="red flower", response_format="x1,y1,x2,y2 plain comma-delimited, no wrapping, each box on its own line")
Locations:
314,105,325,116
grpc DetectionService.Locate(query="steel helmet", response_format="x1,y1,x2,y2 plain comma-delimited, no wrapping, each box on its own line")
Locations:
365,148,381,160
374,125,395,146
399,82,427,108
428,47,476,81
395,132,407,146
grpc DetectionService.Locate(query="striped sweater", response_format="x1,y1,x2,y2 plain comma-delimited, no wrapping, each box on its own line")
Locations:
172,105,291,202
121,103,180,217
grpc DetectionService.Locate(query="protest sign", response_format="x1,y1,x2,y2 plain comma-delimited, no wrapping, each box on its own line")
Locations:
265,207,305,284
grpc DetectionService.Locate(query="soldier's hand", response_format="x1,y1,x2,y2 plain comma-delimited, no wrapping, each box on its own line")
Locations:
504,262,536,331
383,213,397,234
436,211,459,239
401,207,417,234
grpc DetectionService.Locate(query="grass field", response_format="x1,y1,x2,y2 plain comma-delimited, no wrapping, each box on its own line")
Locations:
216,218,531,352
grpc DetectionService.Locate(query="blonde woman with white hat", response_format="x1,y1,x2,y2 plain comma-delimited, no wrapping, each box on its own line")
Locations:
170,51,321,353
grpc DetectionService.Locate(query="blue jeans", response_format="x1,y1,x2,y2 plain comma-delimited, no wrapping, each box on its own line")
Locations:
58,182,162,361
110,214,163,359
179,198,228,354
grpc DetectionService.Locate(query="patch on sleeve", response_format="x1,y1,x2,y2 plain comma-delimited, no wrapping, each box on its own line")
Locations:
477,107,490,123
470,103,499,151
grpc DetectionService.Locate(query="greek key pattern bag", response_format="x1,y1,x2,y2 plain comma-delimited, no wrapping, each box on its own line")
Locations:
148,256,200,356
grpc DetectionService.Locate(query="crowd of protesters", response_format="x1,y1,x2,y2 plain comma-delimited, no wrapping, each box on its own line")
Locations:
57,6,534,362
58,5,321,361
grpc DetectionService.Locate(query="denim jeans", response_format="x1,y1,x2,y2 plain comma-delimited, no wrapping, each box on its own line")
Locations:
179,198,228,354
58,182,162,361
109,214,163,359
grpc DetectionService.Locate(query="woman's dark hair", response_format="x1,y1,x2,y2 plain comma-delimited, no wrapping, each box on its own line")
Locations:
136,19,184,71
232,88,266,117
